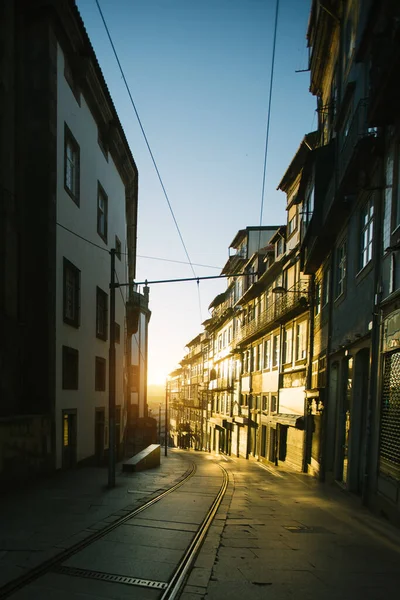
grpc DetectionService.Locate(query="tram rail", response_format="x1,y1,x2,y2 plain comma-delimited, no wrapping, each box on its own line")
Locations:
0,458,229,599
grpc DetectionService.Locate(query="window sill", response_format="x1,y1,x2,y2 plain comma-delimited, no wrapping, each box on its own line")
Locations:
64,184,80,207
334,291,346,306
355,260,373,284
97,232,108,245
63,317,80,329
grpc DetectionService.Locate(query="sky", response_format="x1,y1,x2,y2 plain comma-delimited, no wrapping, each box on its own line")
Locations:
76,0,316,384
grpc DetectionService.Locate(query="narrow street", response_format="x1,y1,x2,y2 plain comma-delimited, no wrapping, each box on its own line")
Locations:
1,450,399,599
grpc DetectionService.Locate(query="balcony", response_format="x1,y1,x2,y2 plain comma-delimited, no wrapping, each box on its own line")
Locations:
209,377,234,391
338,99,380,195
234,280,309,346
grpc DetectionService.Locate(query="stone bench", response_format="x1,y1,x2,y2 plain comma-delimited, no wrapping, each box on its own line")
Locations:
122,444,161,473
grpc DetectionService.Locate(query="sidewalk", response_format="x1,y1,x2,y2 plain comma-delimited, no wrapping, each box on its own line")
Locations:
0,451,190,589
183,453,400,600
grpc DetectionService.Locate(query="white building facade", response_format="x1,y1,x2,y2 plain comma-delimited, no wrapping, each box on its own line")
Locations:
54,9,138,469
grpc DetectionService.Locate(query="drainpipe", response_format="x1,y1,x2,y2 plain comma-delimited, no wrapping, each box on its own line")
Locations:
319,253,334,482
237,349,243,457
246,347,253,459
304,274,315,473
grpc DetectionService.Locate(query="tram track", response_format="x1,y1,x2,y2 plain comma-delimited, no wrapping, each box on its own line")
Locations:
0,457,229,599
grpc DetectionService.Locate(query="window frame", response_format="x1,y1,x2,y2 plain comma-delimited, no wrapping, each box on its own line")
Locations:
96,286,108,341
95,356,107,391
272,334,280,369
283,326,293,365
264,338,271,370
295,320,307,362
359,197,374,272
97,182,108,244
64,124,80,205
63,258,80,328
62,345,79,390
335,239,347,300
315,281,322,315
288,213,297,237
322,266,330,307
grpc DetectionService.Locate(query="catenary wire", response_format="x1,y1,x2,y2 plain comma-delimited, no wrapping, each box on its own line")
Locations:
56,222,220,269
94,0,197,281
258,0,280,245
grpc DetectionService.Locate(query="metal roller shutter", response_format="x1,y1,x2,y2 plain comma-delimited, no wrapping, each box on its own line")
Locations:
380,351,400,481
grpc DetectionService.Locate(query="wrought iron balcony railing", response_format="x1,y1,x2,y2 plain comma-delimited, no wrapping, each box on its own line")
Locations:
233,280,308,346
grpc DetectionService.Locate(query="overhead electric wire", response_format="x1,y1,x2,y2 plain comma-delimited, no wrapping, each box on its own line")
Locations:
94,0,197,281
57,222,109,253
258,0,280,243
57,222,220,270
137,254,221,270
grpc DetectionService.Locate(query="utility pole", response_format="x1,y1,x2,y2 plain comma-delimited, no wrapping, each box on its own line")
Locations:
108,248,116,488
158,403,161,443
164,382,168,457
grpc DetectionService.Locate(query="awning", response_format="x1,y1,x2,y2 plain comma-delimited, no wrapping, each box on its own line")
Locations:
271,413,303,428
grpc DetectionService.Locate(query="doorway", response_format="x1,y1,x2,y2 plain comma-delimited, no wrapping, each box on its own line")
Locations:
62,410,77,469
338,357,353,484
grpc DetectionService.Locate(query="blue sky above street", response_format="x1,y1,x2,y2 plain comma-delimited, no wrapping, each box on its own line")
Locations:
76,0,316,383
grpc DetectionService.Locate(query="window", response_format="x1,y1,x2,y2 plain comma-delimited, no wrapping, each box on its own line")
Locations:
276,237,284,257
383,145,394,251
64,57,80,104
272,335,280,368
115,236,122,260
360,198,374,270
283,327,293,365
95,356,106,391
262,395,269,412
62,346,79,390
97,183,108,243
305,185,314,226
264,338,271,369
315,281,321,315
296,321,307,361
258,344,262,371
322,267,330,307
336,240,347,298
98,127,109,161
64,125,80,205
115,322,121,344
271,394,278,413
311,359,319,389
343,18,356,74
318,356,327,388
252,346,257,372
96,287,108,340
63,258,80,327
288,214,297,236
